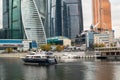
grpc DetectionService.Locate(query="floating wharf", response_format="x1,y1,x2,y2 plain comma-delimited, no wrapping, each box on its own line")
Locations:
95,47,120,60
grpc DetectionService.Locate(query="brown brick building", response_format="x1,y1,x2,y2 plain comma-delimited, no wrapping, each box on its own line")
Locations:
92,0,112,32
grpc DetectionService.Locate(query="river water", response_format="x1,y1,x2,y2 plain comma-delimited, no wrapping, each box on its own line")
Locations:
0,58,120,80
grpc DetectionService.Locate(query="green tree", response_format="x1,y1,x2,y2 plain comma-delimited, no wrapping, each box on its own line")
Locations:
93,43,105,48
93,43,99,48
40,44,51,51
99,43,105,47
110,43,116,47
56,45,64,52
6,48,13,53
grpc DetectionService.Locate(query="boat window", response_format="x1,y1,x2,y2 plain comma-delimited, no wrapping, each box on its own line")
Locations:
47,56,50,58
26,56,32,58
116,52,120,55
35,56,41,58
111,53,115,55
41,56,45,58
106,53,109,55
26,56,29,58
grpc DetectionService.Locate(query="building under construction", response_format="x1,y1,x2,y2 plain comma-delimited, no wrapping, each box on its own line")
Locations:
92,0,112,32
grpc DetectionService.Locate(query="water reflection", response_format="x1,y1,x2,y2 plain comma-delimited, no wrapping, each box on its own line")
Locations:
84,62,96,80
53,62,86,80
0,64,5,80
0,58,24,80
23,66,47,80
0,58,120,80
114,62,120,80
95,61,114,80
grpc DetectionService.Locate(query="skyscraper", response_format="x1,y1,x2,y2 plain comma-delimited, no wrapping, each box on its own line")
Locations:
63,1,70,38
92,0,112,32
55,0,62,36
62,0,83,38
51,0,83,38
48,0,56,37
3,0,24,39
46,0,52,38
21,0,47,44
3,0,48,45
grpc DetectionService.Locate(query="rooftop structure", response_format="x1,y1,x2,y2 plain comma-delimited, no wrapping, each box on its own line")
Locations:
47,36,71,46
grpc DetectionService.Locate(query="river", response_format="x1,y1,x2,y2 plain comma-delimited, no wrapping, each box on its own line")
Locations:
0,58,120,80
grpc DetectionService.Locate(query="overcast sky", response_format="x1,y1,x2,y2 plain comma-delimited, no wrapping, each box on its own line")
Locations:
0,0,2,28
0,0,120,38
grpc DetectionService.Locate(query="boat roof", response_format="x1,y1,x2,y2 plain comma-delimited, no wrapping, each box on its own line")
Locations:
26,53,46,57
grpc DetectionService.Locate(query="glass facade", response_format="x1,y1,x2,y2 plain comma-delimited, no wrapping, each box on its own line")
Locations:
63,2,71,38
55,0,62,36
0,29,5,39
51,0,83,38
49,0,56,37
34,0,48,38
3,0,9,39
34,0,46,15
3,0,48,45
9,0,24,39
3,0,9,29
21,0,47,44
3,0,24,39
46,0,54,37
63,0,83,38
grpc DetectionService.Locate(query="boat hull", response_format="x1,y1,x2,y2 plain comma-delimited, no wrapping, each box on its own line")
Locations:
96,56,107,59
22,58,57,65
96,56,120,60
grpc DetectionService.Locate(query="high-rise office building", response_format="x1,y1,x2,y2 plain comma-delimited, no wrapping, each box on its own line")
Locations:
3,0,47,45
63,2,71,38
55,0,62,36
47,0,56,37
3,0,24,39
21,0,47,44
51,0,83,38
46,0,51,38
0,29,5,39
92,0,112,32
62,0,83,38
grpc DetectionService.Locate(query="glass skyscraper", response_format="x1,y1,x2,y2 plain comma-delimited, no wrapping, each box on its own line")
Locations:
63,0,83,38
3,0,47,45
51,0,83,39
55,0,62,36
3,0,24,39
21,0,47,44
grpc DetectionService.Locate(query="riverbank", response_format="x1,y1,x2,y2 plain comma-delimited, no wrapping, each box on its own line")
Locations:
0,53,27,58
54,51,95,59
0,51,95,58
